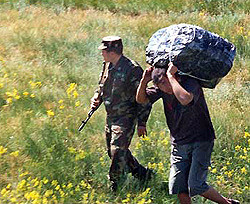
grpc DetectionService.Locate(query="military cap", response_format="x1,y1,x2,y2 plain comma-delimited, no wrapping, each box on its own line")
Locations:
98,36,123,50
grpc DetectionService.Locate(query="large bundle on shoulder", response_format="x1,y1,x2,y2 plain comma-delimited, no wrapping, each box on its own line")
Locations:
146,24,236,88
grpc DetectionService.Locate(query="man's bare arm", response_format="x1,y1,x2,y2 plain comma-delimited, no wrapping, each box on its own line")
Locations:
136,67,153,104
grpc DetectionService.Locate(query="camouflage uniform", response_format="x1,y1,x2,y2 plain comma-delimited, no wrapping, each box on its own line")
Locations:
97,55,151,184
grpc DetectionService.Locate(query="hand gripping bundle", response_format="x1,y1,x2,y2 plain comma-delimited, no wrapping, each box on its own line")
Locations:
145,24,236,88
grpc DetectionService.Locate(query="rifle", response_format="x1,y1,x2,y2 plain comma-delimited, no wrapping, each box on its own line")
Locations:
78,108,95,131
78,62,109,132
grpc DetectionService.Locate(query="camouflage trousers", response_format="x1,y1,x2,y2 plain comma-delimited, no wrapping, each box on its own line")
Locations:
105,116,144,183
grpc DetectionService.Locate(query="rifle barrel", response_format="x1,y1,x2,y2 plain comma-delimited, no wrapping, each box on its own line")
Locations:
78,109,95,131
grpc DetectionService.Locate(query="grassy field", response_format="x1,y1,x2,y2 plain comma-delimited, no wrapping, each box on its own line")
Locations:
0,1,249,203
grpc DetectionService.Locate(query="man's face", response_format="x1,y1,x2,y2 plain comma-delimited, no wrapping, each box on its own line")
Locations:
155,75,173,94
101,50,113,62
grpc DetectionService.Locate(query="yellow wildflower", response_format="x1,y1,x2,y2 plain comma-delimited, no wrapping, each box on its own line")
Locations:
235,145,241,151
10,197,17,203
59,189,65,197
17,179,27,190
162,138,169,146
47,110,55,117
59,105,65,109
135,142,142,150
75,101,80,107
199,11,205,17
58,99,64,104
83,193,88,201
243,147,247,154
29,190,40,200
5,91,12,97
43,197,48,204
241,167,247,174
141,136,150,141
239,26,244,34
1,188,9,197
44,190,53,197
10,150,19,157
29,81,36,88
239,155,247,160
51,180,58,186
0,146,8,155
244,131,250,138
68,147,76,154
67,83,77,97
75,185,80,192
87,183,92,189
211,168,217,174
122,193,131,203
6,98,12,104
75,150,86,161
67,183,73,189
36,82,42,87
42,177,49,184
55,185,60,190
138,199,147,204
227,171,233,178
80,180,87,188
34,181,40,187
73,90,78,98
20,171,29,177
30,93,35,98
148,162,157,170
222,166,227,171
23,92,29,97
158,162,164,172
14,95,21,99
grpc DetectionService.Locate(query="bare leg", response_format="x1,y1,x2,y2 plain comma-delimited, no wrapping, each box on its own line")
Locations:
201,187,230,204
178,193,191,204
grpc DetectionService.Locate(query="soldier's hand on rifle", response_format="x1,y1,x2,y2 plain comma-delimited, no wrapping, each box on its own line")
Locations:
90,93,101,110
137,125,147,138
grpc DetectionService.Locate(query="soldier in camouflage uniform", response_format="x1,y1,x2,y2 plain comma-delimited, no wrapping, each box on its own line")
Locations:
91,36,152,191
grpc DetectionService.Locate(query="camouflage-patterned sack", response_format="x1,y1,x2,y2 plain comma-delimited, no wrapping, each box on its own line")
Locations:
146,24,236,88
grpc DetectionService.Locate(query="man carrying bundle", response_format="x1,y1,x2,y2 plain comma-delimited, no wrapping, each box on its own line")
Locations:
91,36,152,192
136,63,240,204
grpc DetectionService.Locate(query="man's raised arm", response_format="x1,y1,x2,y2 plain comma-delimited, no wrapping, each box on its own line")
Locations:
136,66,153,104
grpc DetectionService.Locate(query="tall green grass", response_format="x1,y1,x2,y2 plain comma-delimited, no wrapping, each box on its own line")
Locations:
1,0,249,15
0,3,249,204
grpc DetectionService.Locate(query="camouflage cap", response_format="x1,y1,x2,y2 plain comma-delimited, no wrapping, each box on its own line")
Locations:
98,36,123,50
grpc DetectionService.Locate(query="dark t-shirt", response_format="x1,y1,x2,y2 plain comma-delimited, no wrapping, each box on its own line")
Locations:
146,76,216,145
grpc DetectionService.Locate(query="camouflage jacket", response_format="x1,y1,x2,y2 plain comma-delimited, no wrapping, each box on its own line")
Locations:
98,55,151,126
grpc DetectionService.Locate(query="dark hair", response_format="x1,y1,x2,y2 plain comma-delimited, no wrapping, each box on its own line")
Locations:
106,46,123,55
151,68,166,84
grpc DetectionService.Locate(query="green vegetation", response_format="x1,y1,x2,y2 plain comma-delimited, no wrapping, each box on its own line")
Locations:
0,1,249,203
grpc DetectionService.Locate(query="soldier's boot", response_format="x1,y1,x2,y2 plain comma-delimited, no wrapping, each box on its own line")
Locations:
132,165,154,182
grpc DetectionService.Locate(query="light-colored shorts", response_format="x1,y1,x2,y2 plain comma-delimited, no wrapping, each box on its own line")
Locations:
169,140,214,197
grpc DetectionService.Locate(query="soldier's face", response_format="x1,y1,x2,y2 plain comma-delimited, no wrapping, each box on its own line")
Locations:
101,50,113,62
